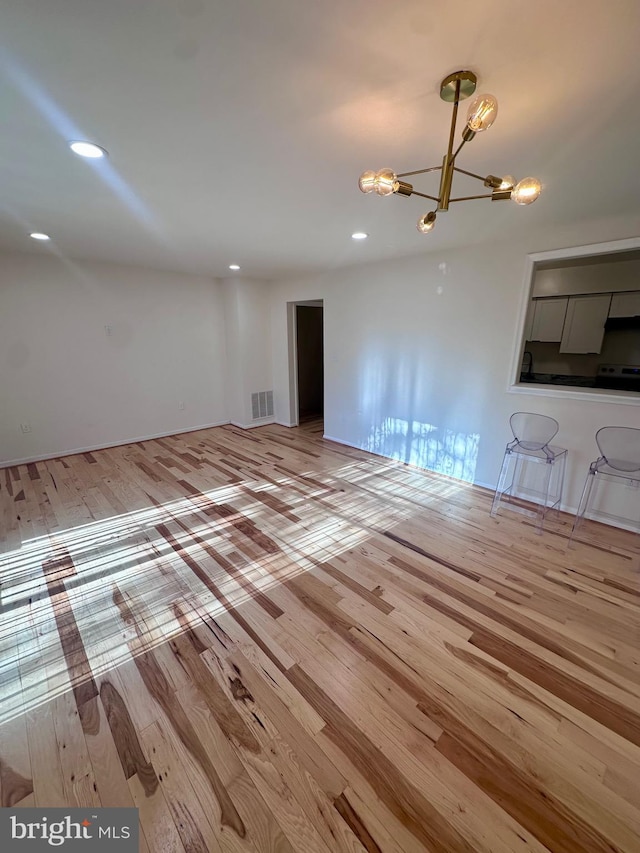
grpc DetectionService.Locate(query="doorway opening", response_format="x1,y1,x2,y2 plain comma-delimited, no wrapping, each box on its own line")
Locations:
289,300,324,426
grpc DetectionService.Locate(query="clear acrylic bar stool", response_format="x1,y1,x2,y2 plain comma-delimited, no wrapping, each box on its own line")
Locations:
569,426,640,547
491,412,568,533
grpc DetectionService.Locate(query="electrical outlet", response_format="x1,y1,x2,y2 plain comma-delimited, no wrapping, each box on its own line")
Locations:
20,423,31,434
178,401,185,410
105,324,113,336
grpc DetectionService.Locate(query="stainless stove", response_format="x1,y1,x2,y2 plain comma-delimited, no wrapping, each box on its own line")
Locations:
595,364,640,392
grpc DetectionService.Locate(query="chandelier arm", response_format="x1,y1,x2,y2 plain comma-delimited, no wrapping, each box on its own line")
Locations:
453,166,488,183
451,138,468,163
396,166,442,178
408,190,441,202
449,194,493,202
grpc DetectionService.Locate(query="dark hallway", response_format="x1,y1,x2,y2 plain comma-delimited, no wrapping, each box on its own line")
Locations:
296,303,324,421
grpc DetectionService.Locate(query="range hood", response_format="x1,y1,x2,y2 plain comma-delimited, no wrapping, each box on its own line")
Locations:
604,315,640,331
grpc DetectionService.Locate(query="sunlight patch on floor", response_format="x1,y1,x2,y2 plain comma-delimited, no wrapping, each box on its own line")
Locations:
0,454,445,723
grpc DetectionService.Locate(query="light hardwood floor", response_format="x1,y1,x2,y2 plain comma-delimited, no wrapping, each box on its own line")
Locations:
1,420,639,852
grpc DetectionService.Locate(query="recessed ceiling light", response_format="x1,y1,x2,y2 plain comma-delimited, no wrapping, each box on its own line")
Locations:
69,141,108,159
351,232,368,240
30,232,50,241
228,264,240,270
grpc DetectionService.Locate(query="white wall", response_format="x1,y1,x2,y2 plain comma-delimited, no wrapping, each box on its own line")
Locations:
222,278,244,426
222,277,274,428
270,219,640,526
0,252,228,464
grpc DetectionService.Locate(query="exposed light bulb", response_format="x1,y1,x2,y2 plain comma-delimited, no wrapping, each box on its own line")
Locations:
466,93,498,133
358,170,376,193
351,232,368,240
30,232,50,240
417,211,437,234
228,264,240,270
374,168,397,196
500,175,515,190
512,177,542,205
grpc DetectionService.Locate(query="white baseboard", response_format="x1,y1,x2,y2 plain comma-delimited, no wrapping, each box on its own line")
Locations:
322,433,358,449
577,509,639,534
478,480,638,530
473,479,496,492
0,420,230,468
229,418,276,430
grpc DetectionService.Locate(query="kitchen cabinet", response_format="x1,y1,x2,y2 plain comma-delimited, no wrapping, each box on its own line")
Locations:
560,294,611,354
609,290,640,317
528,297,568,342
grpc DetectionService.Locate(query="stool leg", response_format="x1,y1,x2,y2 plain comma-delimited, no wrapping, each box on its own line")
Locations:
556,452,567,520
569,471,596,548
634,491,640,569
510,454,523,505
536,458,554,534
491,449,511,518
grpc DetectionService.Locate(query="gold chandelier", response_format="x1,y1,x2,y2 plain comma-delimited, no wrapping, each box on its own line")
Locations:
358,70,542,233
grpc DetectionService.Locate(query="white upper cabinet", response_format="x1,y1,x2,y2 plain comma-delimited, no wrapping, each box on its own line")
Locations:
609,290,640,317
528,297,568,342
559,294,611,353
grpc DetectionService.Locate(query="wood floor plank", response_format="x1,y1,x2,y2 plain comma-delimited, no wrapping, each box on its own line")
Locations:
139,719,225,853
25,703,68,808
234,740,332,853
50,688,101,808
0,714,33,807
265,737,370,853
129,770,187,853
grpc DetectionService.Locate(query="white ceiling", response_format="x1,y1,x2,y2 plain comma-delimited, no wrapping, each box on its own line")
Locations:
1,0,639,279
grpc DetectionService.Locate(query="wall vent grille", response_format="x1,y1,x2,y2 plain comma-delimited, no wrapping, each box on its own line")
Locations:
251,390,274,420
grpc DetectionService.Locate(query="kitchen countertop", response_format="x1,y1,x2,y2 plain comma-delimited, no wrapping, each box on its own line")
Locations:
519,372,597,388
519,372,640,393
